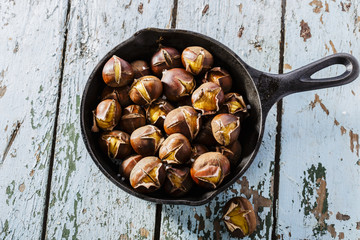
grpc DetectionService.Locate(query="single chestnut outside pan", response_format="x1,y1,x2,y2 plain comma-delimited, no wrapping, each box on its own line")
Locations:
80,28,359,206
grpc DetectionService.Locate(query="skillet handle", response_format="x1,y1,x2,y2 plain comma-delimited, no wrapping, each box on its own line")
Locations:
248,53,359,117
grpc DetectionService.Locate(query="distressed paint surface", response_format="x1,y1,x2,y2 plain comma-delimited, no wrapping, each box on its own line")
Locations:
0,0,68,239
160,0,282,239
277,0,360,239
44,0,174,239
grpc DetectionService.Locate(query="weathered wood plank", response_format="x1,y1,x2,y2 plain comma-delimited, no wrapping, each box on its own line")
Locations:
160,0,282,239
44,0,174,239
0,0,68,239
276,0,360,239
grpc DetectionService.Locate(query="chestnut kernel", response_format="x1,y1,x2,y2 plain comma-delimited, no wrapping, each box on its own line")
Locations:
189,144,208,164
129,75,163,105
99,131,132,159
190,152,230,189
216,140,242,166
130,125,164,156
192,82,225,115
223,93,249,121
146,100,174,128
129,156,165,193
151,47,182,77
101,86,132,107
102,55,134,87
222,197,257,238
131,60,151,78
181,46,213,75
119,105,146,134
204,67,232,93
159,133,192,165
164,166,193,197
92,99,122,132
161,68,195,102
120,155,142,179
164,106,201,141
211,114,240,146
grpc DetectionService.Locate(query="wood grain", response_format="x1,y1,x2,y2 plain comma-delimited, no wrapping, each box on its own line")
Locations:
276,0,360,239
160,0,283,239
43,0,174,239
0,0,68,239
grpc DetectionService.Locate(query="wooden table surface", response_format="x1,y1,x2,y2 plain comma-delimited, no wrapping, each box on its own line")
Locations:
1,0,359,239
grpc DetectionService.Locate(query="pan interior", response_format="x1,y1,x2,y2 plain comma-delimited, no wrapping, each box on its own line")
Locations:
81,29,262,204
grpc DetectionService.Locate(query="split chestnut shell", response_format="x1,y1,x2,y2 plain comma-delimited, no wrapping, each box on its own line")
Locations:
161,68,195,102
99,131,132,159
146,100,174,128
119,105,146,134
102,55,134,87
211,114,240,146
203,67,232,93
120,155,142,179
130,125,164,156
129,75,163,105
181,46,213,75
92,99,122,132
192,82,225,115
159,133,192,165
164,166,193,197
101,85,132,107
131,60,151,78
151,47,182,77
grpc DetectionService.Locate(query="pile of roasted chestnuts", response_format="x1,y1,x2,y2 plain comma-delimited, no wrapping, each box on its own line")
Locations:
91,45,249,197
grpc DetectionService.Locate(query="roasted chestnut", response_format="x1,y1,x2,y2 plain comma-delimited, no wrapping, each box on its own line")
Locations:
99,131,132,159
129,75,163,105
211,114,240,146
129,156,165,193
203,67,232,93
181,46,213,75
192,82,225,115
190,152,230,189
164,166,193,197
189,144,208,164
194,117,218,146
161,68,195,102
92,99,122,132
164,106,201,140
102,55,134,87
120,155,142,179
222,197,257,238
216,140,242,166
159,133,192,165
222,93,249,121
101,85,132,107
130,125,164,156
146,100,174,128
131,60,151,78
119,105,146,134
151,46,182,77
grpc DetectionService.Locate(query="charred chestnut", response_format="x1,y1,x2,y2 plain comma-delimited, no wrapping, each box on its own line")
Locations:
92,99,122,132
119,105,146,134
164,106,201,141
146,100,174,128
99,131,132,159
102,55,134,87
181,46,213,75
192,82,225,115
151,47,182,77
159,133,192,165
130,125,164,156
164,166,193,197
216,140,242,166
211,114,240,146
161,68,195,102
204,67,232,93
129,156,165,193
131,60,151,78
129,75,163,105
101,86,132,107
189,144,208,164
120,155,142,179
190,152,230,189
222,197,257,238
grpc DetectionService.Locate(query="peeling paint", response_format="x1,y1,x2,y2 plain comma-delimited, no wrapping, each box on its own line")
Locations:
194,213,205,232
284,64,292,70
356,222,360,230
139,228,149,237
19,183,25,192
335,212,350,220
205,206,211,218
334,119,339,126
300,20,312,41
309,0,323,13
327,224,336,238
202,4,209,16
310,94,329,115
329,40,337,53
138,3,143,14
338,232,344,239
325,2,329,12
238,3,243,13
351,90,355,96
340,126,346,135
238,25,244,38
349,130,359,156
340,1,351,12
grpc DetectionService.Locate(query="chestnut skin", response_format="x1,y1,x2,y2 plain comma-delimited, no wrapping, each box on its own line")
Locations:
190,152,230,189
159,133,192,165
222,92,250,121
130,125,164,156
164,166,193,197
92,99,122,132
146,99,174,128
161,68,195,102
192,82,225,115
203,67,232,93
215,140,242,166
129,156,165,193
181,46,213,75
129,75,163,105
194,117,218,146
151,47,182,77
164,106,201,141
119,105,146,134
99,131,132,159
102,55,134,87
120,155,142,179
101,85,132,107
131,60,151,78
211,114,241,146
189,144,208,164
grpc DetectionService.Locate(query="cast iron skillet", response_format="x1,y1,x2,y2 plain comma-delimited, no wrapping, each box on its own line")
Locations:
80,28,359,206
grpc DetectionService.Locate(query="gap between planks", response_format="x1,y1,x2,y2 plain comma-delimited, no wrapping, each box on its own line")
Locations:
41,0,72,239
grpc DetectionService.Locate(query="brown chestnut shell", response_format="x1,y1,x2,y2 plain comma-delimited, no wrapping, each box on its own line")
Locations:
161,68,195,102
131,60,151,78
130,125,164,156
102,55,134,87
215,140,242,166
203,67,232,93
119,105,146,134
129,75,163,105
101,85,132,107
189,144,208,164
99,131,132,159
211,114,241,146
151,47,182,77
120,155,142,179
92,99,122,132
159,133,192,165
181,46,214,75
164,166,193,197
192,82,225,115
194,117,218,146
146,99,174,128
